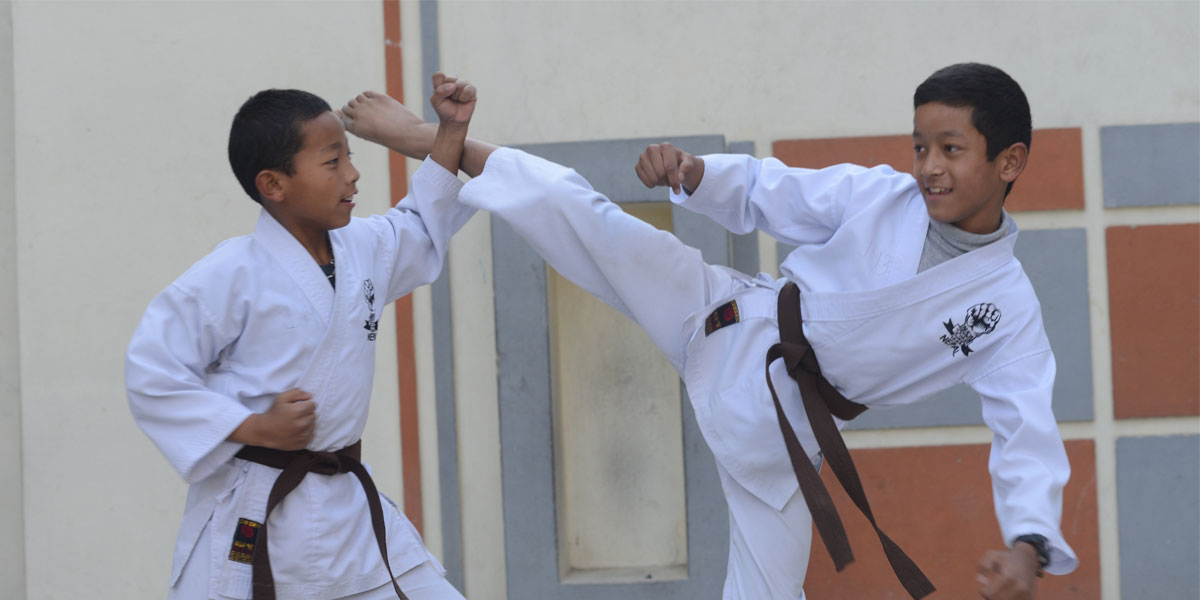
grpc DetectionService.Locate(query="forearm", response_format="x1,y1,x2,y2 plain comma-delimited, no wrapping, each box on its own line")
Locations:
431,122,467,175
227,413,263,446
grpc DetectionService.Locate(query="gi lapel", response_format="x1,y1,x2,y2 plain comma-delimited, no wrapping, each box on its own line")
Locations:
799,226,1019,323
252,210,335,329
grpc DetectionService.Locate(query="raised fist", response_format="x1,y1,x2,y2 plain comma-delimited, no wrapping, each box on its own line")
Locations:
431,72,476,126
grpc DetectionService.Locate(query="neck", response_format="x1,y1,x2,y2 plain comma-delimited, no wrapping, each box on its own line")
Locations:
269,209,333,264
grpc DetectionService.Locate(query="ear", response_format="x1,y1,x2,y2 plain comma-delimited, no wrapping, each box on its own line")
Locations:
255,170,286,205
997,142,1029,184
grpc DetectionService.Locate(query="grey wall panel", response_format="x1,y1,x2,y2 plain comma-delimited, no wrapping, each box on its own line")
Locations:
1117,435,1200,599
779,228,1093,430
491,215,558,594
492,137,729,598
726,141,760,276
1101,122,1200,207
418,0,464,588
419,0,440,124
1015,228,1093,421
431,271,463,589
0,2,26,597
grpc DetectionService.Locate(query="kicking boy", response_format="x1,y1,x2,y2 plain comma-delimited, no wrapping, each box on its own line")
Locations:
126,74,477,600
341,63,1077,600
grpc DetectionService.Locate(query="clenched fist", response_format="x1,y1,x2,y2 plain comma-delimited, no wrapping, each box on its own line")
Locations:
635,142,705,195
229,388,316,451
431,72,476,126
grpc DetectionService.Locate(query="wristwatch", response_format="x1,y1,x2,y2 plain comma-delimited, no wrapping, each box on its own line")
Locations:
1014,533,1051,576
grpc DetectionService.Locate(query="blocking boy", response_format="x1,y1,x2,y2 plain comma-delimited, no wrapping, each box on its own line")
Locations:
126,74,477,600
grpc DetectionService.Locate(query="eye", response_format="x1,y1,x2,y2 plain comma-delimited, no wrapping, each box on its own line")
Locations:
943,144,959,153
913,144,926,153
326,157,339,166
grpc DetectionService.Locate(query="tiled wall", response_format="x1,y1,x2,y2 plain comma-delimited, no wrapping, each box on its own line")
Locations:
773,122,1199,597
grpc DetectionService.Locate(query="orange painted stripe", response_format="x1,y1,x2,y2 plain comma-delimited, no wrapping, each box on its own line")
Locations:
382,0,423,536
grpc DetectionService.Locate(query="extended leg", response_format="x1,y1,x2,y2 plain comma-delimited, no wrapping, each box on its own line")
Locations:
719,462,812,600
459,147,736,372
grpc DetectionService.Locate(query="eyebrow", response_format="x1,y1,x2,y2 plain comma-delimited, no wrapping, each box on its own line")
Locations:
912,129,965,139
319,140,344,153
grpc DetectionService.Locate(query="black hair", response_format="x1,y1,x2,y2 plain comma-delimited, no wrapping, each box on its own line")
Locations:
228,89,332,203
914,63,1031,196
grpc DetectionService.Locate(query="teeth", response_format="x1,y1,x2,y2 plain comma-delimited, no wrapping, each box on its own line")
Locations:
928,187,949,194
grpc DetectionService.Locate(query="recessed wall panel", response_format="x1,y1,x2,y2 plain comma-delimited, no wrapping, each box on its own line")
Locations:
550,203,688,581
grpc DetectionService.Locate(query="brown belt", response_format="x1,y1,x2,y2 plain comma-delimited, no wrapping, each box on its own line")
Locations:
765,282,935,599
234,440,409,600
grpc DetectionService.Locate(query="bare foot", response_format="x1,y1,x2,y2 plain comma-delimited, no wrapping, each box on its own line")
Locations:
339,91,428,157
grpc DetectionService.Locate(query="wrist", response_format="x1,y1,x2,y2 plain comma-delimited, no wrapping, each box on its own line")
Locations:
1014,534,1050,576
437,120,469,134
229,413,264,447
431,123,468,174
682,156,705,195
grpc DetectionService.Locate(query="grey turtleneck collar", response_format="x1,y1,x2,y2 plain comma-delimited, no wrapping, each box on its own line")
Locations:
917,210,1013,273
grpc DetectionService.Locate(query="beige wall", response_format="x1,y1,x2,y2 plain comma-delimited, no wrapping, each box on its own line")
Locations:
1,1,26,597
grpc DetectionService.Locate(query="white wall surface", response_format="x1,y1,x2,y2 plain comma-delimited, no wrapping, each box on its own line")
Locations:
1,1,26,597
9,1,396,596
437,1,1198,147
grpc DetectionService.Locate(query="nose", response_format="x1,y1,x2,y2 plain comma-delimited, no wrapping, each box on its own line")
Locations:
919,152,945,179
347,160,360,185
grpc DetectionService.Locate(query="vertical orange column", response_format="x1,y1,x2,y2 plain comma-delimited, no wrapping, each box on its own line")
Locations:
382,0,423,536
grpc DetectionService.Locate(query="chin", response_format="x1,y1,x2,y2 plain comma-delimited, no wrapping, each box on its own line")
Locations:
923,205,954,224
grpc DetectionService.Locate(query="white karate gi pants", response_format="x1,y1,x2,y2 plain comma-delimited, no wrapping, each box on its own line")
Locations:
168,522,466,600
719,461,813,600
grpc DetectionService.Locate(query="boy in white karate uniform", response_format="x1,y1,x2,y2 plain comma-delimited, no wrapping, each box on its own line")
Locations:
341,63,1077,600
126,74,479,600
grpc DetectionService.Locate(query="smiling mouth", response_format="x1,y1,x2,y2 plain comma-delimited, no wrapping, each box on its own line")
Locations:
926,186,951,196
340,195,355,205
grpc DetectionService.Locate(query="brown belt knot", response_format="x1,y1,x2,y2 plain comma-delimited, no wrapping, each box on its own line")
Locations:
234,440,409,600
767,282,935,599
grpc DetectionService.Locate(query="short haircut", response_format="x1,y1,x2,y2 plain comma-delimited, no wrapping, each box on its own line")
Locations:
914,63,1031,195
228,89,332,203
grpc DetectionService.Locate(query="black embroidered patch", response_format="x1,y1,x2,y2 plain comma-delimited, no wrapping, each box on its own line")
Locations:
704,300,740,336
228,518,261,564
939,303,1001,356
363,279,378,341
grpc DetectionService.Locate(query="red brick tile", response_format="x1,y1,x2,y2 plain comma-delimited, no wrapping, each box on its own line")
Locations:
771,128,1083,212
803,441,1099,598
1108,224,1200,418
773,135,912,174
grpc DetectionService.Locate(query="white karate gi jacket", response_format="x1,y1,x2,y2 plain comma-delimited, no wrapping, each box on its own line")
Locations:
458,148,1078,576
127,160,474,599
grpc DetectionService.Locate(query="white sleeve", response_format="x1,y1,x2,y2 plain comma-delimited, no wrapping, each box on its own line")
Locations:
368,157,475,304
458,147,730,372
670,154,910,246
973,349,1079,575
126,285,253,485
